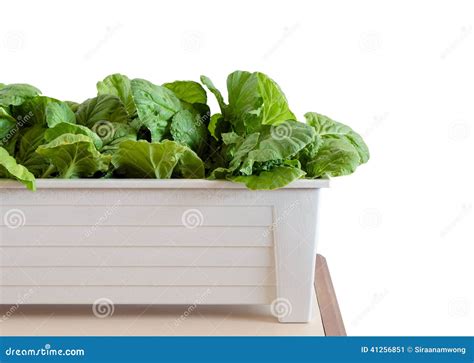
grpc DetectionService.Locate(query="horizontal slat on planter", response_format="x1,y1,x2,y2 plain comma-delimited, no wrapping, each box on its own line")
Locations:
0,247,274,267
0,226,272,247
0,286,276,305
1,267,276,286
0,206,272,226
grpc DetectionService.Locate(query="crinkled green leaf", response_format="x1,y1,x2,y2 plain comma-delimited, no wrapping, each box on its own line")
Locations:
0,107,17,148
230,166,305,190
0,146,36,190
11,96,55,127
240,121,315,173
304,112,369,163
207,166,233,180
208,113,224,140
226,71,259,133
45,122,103,150
200,75,226,112
76,94,129,128
46,100,76,127
65,101,80,113
221,132,243,146
207,132,259,179
227,132,260,170
226,71,296,134
131,79,182,142
36,134,111,178
0,84,41,107
255,72,296,125
305,138,361,178
98,123,137,154
170,109,208,156
112,140,203,179
163,81,207,104
15,126,51,177
174,147,205,179
97,74,136,116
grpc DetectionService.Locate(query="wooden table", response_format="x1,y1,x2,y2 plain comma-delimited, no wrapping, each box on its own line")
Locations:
315,254,346,336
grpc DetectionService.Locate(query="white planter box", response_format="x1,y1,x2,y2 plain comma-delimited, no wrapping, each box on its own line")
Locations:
0,179,328,323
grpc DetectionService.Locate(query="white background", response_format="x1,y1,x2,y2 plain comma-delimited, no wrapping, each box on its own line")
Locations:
1,0,473,336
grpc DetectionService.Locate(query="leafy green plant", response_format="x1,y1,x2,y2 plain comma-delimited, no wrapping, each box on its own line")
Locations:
0,71,369,190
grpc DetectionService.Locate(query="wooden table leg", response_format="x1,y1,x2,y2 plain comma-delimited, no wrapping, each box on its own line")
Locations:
315,254,347,336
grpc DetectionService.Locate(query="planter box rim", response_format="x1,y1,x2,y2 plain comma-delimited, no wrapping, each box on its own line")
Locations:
0,178,329,190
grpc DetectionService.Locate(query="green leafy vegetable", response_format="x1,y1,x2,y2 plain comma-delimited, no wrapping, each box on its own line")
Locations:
15,126,51,177
112,140,204,179
200,75,226,112
230,166,305,190
170,109,208,156
0,84,41,107
0,147,36,190
0,72,369,190
131,79,182,142
97,74,136,116
304,138,361,178
36,134,111,178
45,123,103,150
301,112,369,177
76,95,129,127
0,107,17,147
45,100,76,127
163,81,207,105
226,71,296,134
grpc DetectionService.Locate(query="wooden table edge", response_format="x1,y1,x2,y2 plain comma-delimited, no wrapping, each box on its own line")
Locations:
315,254,347,336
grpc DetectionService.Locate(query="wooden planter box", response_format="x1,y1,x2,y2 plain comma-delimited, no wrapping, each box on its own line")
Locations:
0,179,328,323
